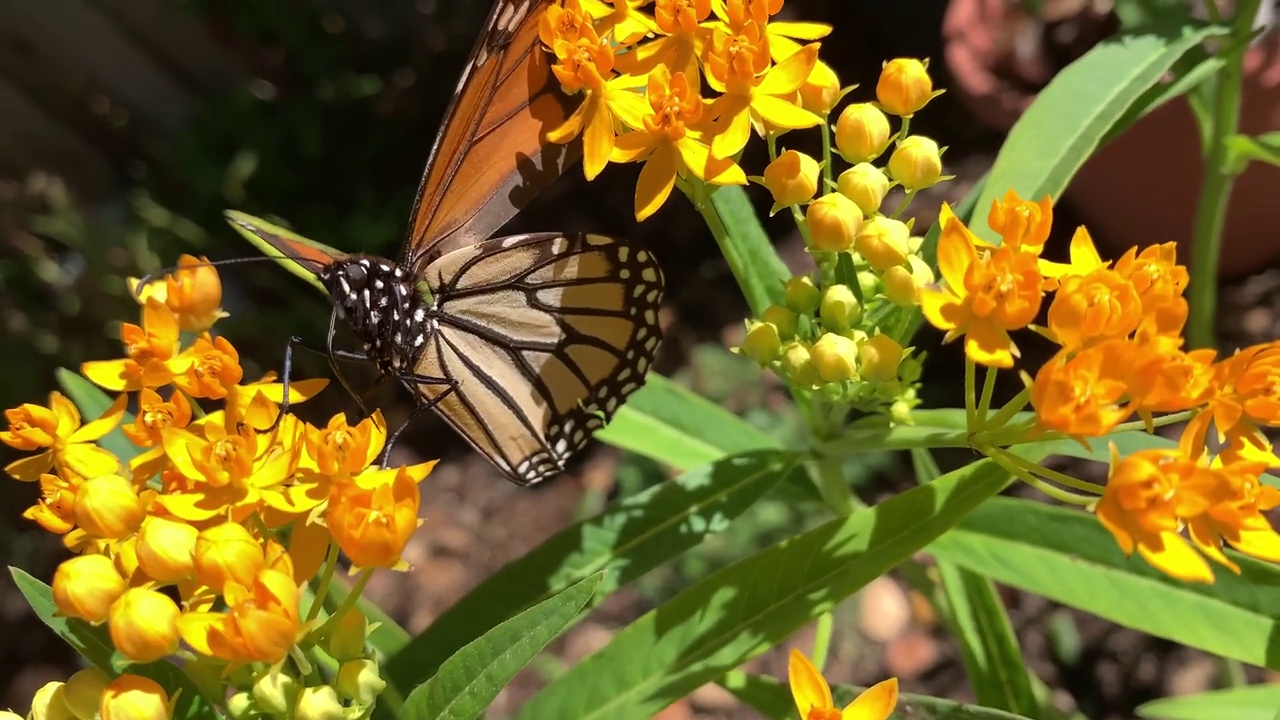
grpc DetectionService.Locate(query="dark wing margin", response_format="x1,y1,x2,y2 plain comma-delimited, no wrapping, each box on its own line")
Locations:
402,0,581,269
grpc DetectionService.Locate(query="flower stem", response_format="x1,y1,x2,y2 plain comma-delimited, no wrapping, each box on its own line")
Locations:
975,365,999,430
812,450,856,516
981,446,1096,506
982,387,1031,433
988,445,1106,496
964,357,977,430
820,119,835,192
1186,0,1258,348
812,611,834,671
314,568,372,644
306,540,341,623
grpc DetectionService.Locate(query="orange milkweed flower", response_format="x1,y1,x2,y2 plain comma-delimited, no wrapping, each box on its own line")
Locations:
192,521,265,594
303,411,387,478
2,391,124,480
173,334,244,400
1038,226,1108,282
540,0,596,47
788,649,898,720
611,66,747,220
327,462,436,570
123,388,193,449
1095,447,1214,583
161,254,228,332
581,0,658,46
615,0,712,81
1114,242,1188,313
82,299,182,392
1180,457,1280,572
1030,341,1132,441
108,587,181,662
1125,337,1216,426
178,566,303,664
919,204,1043,368
25,472,81,535
1046,267,1143,351
987,190,1052,255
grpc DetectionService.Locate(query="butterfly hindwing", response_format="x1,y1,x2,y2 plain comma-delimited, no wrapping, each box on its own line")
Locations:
410,232,664,485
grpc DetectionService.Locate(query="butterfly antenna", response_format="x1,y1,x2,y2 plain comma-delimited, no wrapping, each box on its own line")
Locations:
133,255,324,301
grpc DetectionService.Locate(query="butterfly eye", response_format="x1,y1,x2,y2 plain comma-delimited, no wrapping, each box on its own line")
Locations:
345,264,368,287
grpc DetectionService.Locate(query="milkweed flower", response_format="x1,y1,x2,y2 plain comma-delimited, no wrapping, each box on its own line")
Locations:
128,254,228,332
327,462,436,570
788,649,898,720
82,299,183,392
2,391,124,480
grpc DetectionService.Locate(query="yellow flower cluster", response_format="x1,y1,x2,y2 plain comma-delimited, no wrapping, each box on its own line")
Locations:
922,193,1280,583
540,0,839,220
1,257,427,714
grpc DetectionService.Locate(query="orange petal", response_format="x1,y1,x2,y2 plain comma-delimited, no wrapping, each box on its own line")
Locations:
634,142,678,221
788,649,834,717
843,677,898,720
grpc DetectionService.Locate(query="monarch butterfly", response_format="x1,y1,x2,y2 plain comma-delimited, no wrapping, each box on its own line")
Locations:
230,0,664,486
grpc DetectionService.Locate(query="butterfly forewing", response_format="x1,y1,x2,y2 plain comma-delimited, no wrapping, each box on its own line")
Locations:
412,233,663,485
403,0,579,267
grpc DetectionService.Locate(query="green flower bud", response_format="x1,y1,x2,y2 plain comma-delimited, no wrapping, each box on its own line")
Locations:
64,667,109,720
326,609,368,663
779,341,821,388
820,284,862,331
253,671,298,717
760,304,798,340
890,399,914,425
294,687,343,720
784,275,822,315
811,333,860,383
226,692,255,720
337,659,387,706
741,321,783,365
859,334,904,383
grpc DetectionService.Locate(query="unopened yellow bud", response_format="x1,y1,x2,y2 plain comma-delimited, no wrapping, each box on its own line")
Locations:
855,216,910,272
99,675,169,720
806,193,863,252
859,334,904,382
779,341,820,388
834,103,890,163
883,256,936,307
761,150,819,213
226,692,254,720
801,61,841,115
74,474,144,540
837,163,890,215
108,588,180,663
194,521,264,594
760,305,798,340
64,667,110,720
820,284,862,331
811,333,860,383
30,681,73,720
327,609,369,663
888,135,942,191
877,58,934,116
858,270,881,300
741,321,782,365
52,554,126,623
294,686,343,720
253,671,298,716
136,516,198,583
891,399,914,425
0,711,24,720
784,275,822,315
337,659,386,705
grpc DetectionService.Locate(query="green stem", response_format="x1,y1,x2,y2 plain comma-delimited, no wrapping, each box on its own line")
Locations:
1186,0,1258,348
812,612,834,671
812,453,855,516
820,119,835,192
975,365,999,430
313,569,373,644
306,540,341,623
982,387,1030,432
987,445,1107,496
964,357,977,430
982,447,1096,506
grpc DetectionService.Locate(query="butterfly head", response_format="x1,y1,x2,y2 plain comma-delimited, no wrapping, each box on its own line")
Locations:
321,255,433,374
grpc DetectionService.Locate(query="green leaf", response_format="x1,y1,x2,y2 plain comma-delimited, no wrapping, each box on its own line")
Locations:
11,568,209,719
707,185,789,315
515,457,1013,720
597,374,780,470
929,497,1280,668
1225,132,1280,174
55,368,136,463
223,210,332,294
971,23,1229,242
402,574,603,720
911,451,1039,717
720,670,1038,720
385,450,796,695
1137,684,1280,720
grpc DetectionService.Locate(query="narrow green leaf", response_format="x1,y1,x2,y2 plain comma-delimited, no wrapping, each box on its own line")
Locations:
402,574,603,720
911,451,1039,717
972,23,1228,242
720,671,1038,720
223,210,331,294
55,368,136,462
386,450,796,694
707,185,789,315
1225,132,1280,173
597,374,780,470
929,498,1280,668
1137,684,1280,720
11,568,209,719
516,457,1013,720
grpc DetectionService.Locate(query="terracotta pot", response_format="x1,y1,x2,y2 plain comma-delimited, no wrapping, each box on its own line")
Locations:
941,0,1280,279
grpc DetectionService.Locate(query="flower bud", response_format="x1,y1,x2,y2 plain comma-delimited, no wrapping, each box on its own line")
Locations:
226,692,255,720
778,341,820,388
761,150,819,213
112,535,143,585
194,521,264,594
64,667,110,720
855,216,910,272
760,305,798,340
784,275,822,315
890,399,914,425
820,284,862,332
859,334,905,382
108,587,180,662
834,103,890,163
166,254,226,331
53,554,126,623
74,475,144,540
136,516,197,583
253,671,298,716
884,257,933,307
0,711,24,720
99,675,169,720
294,686,344,720
741,322,782,365
800,61,841,115
877,58,934,116
30,681,72,720
337,659,386,705
887,135,942,191
857,270,881,300
837,163,890,215
806,193,863,252
327,609,369,663
811,333,860,383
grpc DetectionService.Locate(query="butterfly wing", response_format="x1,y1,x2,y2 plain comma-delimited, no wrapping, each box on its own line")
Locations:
224,210,342,289
410,232,663,486
403,0,579,268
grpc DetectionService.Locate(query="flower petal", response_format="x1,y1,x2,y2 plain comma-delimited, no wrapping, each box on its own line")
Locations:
843,677,898,720
751,94,822,130
70,393,127,443
634,142,678,221
787,649,833,717
757,43,819,95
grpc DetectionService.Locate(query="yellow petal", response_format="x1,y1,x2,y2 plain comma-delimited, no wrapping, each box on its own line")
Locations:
935,206,976,293
612,131,658,163
843,677,898,720
675,137,745,186
49,391,82,436
607,88,651,133
1138,530,1214,583
964,322,1015,368
634,142,678,221
70,393,127,443
710,98,752,160
81,360,136,393
5,451,54,481
61,444,121,478
919,288,964,332
770,21,832,41
1069,226,1105,270
545,102,587,144
757,43,819,96
287,519,332,586
583,97,615,181
751,94,822,130
787,649,834,718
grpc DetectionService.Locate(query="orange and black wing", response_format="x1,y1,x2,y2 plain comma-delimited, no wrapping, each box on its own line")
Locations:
403,0,580,269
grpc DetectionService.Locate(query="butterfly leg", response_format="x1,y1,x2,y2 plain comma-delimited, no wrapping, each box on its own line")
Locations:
254,329,371,434
377,373,457,467
326,307,370,418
